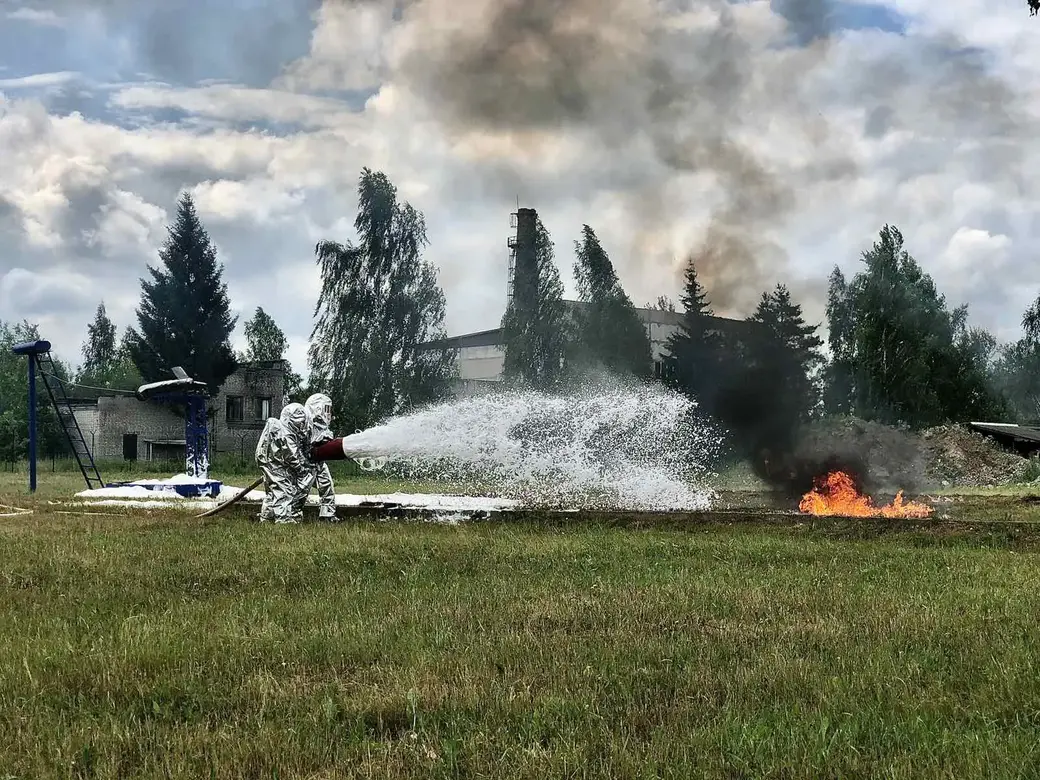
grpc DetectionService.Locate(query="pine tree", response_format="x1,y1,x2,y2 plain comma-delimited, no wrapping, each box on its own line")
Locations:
571,225,652,377
662,255,720,399
79,303,117,390
127,193,237,390
501,215,569,389
309,168,456,431
748,284,825,422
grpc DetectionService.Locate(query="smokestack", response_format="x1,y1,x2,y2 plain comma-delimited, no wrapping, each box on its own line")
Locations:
508,207,539,314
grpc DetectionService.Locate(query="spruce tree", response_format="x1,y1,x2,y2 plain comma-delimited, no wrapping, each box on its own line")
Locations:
78,302,117,391
501,215,568,389
127,193,237,390
572,225,652,377
748,284,825,422
662,255,719,398
309,168,456,431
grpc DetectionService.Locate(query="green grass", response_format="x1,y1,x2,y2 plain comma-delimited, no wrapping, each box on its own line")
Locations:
4,473,1040,777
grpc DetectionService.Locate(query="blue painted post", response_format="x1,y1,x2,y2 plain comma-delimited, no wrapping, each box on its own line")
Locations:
27,354,36,493
184,394,209,479
11,340,50,494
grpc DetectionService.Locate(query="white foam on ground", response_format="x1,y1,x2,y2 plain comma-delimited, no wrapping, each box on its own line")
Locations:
75,486,180,499
71,486,519,513
75,474,220,500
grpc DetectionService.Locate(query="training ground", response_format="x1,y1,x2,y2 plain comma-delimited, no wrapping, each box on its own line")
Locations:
2,471,1040,778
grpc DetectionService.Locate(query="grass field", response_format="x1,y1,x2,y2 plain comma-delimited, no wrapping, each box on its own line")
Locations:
3,470,1040,778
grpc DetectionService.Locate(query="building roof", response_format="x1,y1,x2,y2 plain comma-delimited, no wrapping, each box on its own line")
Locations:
419,327,505,350
969,422,1040,445
237,359,288,371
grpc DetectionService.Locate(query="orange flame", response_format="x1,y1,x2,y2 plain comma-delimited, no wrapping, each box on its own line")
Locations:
799,471,933,518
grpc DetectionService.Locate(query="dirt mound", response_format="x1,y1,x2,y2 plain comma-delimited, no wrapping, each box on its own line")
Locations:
920,424,1030,487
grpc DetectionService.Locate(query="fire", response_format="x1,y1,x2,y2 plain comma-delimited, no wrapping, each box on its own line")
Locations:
799,471,933,518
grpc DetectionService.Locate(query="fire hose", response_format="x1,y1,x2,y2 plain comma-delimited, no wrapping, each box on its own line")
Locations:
311,437,388,471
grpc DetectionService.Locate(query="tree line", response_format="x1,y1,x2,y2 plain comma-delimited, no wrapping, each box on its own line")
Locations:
1,167,1038,464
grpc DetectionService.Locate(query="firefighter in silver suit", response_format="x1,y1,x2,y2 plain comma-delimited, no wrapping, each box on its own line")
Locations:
304,393,337,521
255,402,314,523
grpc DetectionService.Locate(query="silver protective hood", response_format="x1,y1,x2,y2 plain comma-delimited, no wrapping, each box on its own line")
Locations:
304,393,334,444
280,402,311,438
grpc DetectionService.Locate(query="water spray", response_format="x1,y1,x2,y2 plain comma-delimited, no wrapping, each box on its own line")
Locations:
308,380,723,511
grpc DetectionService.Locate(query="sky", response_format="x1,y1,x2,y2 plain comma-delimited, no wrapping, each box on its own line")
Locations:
1,0,1039,377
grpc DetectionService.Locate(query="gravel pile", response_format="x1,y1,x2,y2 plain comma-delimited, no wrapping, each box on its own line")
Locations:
919,424,1031,487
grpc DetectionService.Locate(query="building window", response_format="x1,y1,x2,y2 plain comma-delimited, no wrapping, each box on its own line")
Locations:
226,395,244,423
253,397,272,421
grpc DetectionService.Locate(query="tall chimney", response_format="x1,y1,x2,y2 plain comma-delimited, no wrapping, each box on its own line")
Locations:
508,207,539,314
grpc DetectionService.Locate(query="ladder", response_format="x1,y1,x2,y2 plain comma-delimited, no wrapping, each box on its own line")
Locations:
35,351,105,490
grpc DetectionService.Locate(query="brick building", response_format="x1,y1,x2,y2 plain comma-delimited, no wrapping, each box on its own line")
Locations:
70,360,287,463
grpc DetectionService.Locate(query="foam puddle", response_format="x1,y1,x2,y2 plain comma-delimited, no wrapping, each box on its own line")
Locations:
73,485,519,514
338,376,722,511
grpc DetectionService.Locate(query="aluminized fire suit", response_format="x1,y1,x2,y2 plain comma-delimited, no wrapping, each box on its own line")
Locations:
255,402,314,523
304,393,337,520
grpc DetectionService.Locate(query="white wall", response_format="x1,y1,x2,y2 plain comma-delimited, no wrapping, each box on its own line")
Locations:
458,344,505,381
71,407,100,457
454,321,680,383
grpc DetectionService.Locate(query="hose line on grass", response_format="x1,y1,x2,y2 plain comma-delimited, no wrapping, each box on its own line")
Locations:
0,504,33,517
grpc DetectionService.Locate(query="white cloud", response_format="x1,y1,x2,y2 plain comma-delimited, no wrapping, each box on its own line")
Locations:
0,71,80,89
4,7,66,26
110,83,362,129
274,1,392,92
189,178,306,223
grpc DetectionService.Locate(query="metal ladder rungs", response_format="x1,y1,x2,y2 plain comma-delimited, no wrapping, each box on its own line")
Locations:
34,352,105,491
